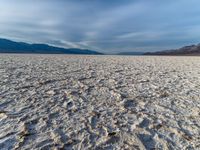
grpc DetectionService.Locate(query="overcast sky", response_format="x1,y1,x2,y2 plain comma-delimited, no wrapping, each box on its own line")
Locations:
1,0,200,53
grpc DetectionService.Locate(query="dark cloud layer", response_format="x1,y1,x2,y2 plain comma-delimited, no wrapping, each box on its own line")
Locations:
1,0,200,53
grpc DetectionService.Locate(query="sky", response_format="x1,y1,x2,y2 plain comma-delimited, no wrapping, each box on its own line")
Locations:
1,0,200,53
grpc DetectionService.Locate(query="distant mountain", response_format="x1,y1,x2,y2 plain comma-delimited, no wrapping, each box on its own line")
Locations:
0,38,103,55
144,44,200,55
117,51,144,55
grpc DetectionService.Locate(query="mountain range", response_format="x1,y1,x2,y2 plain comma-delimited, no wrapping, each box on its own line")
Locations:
1,38,200,55
144,44,200,55
0,38,103,55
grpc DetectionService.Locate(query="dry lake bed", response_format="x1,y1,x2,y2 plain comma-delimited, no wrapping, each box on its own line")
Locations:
0,54,200,150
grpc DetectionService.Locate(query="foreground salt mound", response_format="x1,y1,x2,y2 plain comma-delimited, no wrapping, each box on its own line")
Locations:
0,55,200,149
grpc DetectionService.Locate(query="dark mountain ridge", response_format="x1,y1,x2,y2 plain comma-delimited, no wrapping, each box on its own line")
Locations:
0,38,103,55
144,44,200,55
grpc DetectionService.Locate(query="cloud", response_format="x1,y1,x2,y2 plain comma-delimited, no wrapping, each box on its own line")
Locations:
0,0,200,53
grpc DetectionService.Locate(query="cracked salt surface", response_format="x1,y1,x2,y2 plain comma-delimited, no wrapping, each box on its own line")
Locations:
0,54,200,149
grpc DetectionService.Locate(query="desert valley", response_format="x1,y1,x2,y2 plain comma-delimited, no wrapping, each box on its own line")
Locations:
0,54,199,149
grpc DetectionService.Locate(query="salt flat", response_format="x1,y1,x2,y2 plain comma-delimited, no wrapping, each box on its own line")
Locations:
0,54,200,150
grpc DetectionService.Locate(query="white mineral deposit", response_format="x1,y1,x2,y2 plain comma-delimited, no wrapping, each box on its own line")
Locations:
0,54,200,149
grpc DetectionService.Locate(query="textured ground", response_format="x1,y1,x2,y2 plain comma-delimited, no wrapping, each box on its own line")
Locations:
0,54,200,150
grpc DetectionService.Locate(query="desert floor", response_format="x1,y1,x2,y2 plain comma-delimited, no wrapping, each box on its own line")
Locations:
0,54,200,150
